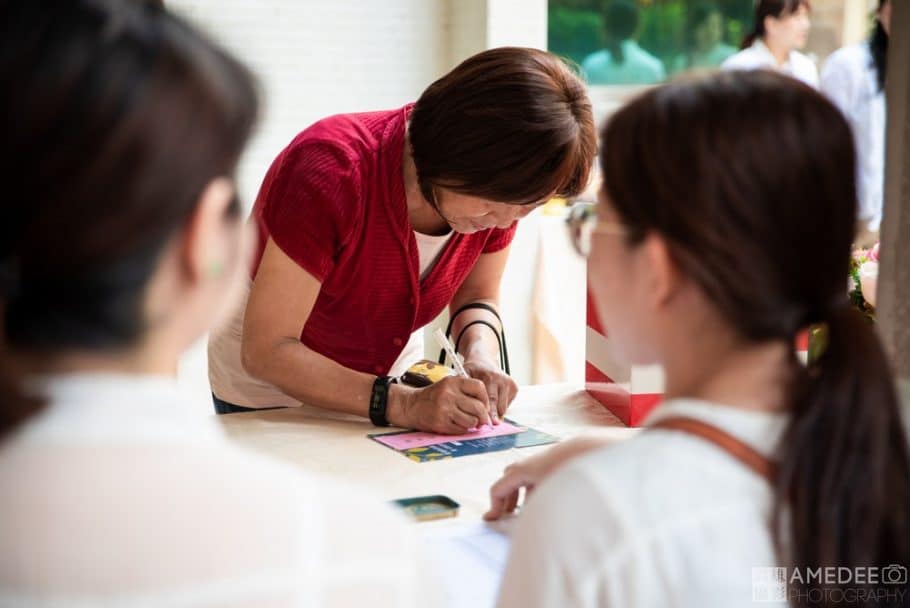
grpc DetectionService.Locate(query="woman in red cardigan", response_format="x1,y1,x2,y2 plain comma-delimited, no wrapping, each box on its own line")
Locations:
208,47,596,434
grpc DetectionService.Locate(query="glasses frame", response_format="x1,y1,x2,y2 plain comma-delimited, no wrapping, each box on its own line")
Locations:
566,202,630,257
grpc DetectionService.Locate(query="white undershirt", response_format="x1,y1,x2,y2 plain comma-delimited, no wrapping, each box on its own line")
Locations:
388,229,454,377
721,40,819,89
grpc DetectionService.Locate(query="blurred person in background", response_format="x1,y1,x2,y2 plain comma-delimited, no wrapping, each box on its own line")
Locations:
582,0,666,84
821,0,891,242
722,0,818,88
672,2,737,74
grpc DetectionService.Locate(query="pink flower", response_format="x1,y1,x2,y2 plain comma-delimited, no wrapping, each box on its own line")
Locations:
870,242,880,262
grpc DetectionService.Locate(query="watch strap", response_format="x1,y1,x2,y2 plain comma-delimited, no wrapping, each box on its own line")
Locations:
369,375,396,427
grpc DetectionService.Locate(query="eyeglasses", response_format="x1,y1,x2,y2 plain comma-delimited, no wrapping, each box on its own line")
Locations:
566,202,629,257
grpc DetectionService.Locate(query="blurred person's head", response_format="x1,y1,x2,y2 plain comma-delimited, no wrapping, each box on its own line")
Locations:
871,0,891,91
587,69,910,596
599,0,639,65
0,0,259,433
687,3,725,54
742,0,811,52
408,47,596,235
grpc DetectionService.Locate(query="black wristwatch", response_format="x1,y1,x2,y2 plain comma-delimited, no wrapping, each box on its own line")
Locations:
369,375,397,427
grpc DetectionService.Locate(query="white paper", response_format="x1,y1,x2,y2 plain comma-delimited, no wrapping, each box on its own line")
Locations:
421,520,514,608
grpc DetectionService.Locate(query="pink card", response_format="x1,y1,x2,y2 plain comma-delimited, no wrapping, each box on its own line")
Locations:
373,421,526,450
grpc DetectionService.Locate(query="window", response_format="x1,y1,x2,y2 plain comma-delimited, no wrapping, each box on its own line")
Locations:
549,0,754,85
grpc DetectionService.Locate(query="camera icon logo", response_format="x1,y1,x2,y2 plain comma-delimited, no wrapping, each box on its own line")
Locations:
882,565,908,585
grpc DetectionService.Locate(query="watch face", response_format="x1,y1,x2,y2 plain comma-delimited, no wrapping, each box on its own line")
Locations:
370,376,393,426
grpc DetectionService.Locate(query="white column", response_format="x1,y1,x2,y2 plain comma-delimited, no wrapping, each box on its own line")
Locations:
447,0,547,67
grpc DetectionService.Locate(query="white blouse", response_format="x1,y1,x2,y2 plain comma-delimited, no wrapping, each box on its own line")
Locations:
0,373,426,607
821,42,886,232
722,40,819,89
496,399,790,608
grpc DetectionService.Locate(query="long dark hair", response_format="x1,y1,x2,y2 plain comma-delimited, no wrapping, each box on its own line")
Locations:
409,47,596,208
600,71,910,601
0,0,258,435
742,0,810,49
870,0,889,92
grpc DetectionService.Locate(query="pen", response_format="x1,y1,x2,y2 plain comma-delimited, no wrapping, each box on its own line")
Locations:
433,328,496,426
434,328,468,377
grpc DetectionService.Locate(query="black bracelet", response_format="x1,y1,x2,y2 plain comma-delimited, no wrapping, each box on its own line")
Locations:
454,320,501,355
369,375,396,427
438,302,510,374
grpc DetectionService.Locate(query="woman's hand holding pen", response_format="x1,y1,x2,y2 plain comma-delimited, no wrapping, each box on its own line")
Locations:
387,376,492,435
463,357,517,424
434,327,516,426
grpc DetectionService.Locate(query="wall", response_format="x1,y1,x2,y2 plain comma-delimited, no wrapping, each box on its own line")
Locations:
169,0,449,207
168,0,554,412
169,0,452,410
808,0,877,65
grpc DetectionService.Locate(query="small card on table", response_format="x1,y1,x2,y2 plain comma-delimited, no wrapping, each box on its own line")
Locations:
369,419,559,462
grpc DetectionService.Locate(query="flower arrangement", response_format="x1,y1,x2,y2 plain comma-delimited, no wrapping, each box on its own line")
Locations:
849,242,879,323
808,242,880,363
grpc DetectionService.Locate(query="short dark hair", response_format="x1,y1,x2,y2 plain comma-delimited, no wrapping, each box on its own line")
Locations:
408,47,596,207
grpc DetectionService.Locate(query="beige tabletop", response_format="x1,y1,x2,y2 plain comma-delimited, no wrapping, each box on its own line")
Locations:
218,383,640,520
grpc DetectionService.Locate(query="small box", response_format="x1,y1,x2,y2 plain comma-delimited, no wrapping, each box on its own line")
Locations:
391,495,460,522
585,289,663,427
399,359,454,387
585,288,810,426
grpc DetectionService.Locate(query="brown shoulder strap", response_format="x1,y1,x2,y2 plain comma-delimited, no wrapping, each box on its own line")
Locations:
649,416,777,483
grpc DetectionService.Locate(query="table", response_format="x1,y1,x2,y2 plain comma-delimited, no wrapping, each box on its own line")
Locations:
218,383,639,520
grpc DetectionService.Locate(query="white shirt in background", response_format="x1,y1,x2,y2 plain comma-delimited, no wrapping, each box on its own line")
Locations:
722,40,819,88
496,399,790,608
821,42,886,232
0,373,427,607
208,229,453,407
582,40,667,85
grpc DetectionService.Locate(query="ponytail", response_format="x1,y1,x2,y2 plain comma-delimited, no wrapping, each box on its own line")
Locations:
741,1,768,49
741,28,761,50
774,307,910,596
